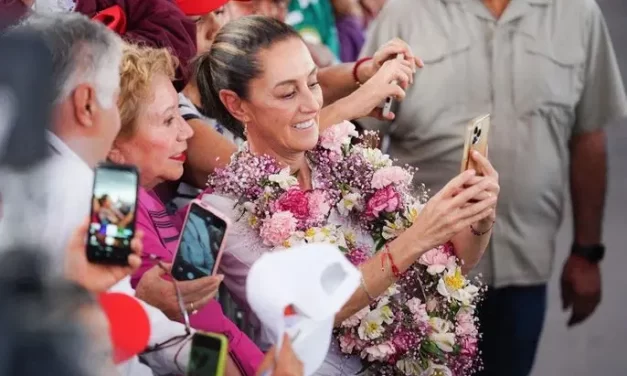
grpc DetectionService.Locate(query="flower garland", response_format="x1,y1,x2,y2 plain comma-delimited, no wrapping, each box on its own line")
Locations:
208,121,485,376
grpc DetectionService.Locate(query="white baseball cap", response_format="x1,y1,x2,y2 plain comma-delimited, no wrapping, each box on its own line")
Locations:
246,243,361,375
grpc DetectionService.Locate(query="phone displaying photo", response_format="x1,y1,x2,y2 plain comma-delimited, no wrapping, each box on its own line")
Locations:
86,163,139,265
171,200,230,281
187,332,228,376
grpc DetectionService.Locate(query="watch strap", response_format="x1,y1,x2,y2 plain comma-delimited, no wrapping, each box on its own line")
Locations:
571,244,605,263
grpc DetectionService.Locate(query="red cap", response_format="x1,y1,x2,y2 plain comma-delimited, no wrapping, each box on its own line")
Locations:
175,0,230,16
98,292,151,364
91,5,127,34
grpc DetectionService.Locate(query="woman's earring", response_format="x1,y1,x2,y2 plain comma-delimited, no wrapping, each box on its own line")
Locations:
243,123,249,137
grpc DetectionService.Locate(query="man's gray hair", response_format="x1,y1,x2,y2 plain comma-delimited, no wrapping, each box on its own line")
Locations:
12,12,123,108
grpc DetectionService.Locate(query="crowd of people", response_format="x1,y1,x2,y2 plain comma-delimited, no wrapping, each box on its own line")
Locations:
0,0,625,376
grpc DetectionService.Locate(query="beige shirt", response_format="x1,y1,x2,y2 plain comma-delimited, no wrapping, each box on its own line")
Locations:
359,0,627,287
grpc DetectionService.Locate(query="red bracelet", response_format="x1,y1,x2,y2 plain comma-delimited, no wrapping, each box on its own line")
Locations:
381,244,402,279
352,57,372,86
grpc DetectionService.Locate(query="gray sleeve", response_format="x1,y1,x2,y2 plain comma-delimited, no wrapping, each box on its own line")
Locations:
356,0,408,133
574,2,627,135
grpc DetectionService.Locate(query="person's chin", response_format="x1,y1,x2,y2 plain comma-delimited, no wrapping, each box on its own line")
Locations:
290,126,319,151
164,165,185,183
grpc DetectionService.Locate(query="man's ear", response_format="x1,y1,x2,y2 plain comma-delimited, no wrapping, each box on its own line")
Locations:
72,84,98,128
107,146,126,165
219,89,251,124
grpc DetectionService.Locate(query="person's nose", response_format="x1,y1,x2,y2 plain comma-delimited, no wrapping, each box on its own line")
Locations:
300,85,322,114
177,116,194,141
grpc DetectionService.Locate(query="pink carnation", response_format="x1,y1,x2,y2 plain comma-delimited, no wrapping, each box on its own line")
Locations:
460,336,478,356
365,185,400,218
456,311,477,337
307,190,331,221
406,297,429,324
346,247,369,266
419,247,452,275
259,211,297,247
361,342,396,362
319,121,358,153
391,329,421,353
276,188,310,220
371,166,411,189
339,333,365,354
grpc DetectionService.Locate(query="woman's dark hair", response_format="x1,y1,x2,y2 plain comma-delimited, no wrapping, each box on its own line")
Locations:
194,16,301,140
0,249,95,376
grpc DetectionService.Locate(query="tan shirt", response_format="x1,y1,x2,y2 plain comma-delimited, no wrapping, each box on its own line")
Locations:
359,0,627,287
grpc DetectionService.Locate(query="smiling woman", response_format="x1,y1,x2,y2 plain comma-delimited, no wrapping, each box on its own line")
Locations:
109,44,194,189
195,16,320,187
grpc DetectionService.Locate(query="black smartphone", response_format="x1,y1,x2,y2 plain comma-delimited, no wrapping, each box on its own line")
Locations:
86,163,139,265
171,200,230,281
187,332,228,376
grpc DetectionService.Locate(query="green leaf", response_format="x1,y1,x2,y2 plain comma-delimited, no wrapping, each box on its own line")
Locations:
338,246,349,253
375,237,386,252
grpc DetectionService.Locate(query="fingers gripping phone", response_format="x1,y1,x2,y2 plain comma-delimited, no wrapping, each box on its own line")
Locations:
460,114,491,175
171,200,230,281
86,163,139,265
381,53,405,118
187,332,228,376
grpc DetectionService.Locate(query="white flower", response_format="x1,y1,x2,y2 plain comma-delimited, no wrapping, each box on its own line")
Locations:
396,358,425,376
423,362,453,376
404,202,425,224
382,215,406,240
268,167,298,189
377,305,395,325
358,310,385,340
303,225,346,248
341,305,370,328
361,342,396,362
276,232,306,250
436,264,479,306
428,318,456,353
362,147,392,169
337,192,363,216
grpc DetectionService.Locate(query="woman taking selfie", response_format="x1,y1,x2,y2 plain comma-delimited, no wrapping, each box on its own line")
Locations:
107,44,262,376
197,16,500,375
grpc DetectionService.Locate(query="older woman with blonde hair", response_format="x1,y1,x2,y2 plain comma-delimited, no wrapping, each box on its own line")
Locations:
108,44,263,376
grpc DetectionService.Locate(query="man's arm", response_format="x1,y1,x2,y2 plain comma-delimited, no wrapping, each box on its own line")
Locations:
560,1,627,326
570,131,607,246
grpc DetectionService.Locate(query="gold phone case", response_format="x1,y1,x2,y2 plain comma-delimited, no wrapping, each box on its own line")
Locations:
460,114,491,174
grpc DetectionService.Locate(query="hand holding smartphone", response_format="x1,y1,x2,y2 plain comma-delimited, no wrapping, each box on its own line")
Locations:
171,200,230,281
86,163,139,265
460,114,491,175
187,332,228,376
381,53,405,118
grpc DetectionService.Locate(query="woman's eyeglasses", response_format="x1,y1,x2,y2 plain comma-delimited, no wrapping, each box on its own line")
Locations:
142,255,192,354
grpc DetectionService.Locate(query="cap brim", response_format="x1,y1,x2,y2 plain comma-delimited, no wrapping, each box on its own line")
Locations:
290,317,334,375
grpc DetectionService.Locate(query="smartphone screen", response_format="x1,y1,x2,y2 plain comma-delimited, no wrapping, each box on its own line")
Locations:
172,202,228,281
86,164,138,265
187,333,227,376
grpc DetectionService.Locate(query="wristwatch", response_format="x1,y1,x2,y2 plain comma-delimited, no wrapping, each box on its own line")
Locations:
571,243,605,263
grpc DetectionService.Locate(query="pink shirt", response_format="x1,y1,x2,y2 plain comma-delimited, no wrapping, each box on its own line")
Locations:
132,188,263,376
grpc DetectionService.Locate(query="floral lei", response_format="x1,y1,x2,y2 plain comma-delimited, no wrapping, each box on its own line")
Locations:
208,121,485,376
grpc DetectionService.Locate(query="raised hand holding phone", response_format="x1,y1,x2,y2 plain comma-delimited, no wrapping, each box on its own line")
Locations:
381,53,405,119
66,217,143,293
171,200,230,281
86,163,139,265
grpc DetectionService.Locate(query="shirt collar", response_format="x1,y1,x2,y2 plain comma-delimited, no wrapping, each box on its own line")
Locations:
46,131,92,172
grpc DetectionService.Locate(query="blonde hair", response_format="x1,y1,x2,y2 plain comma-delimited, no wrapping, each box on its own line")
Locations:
118,44,179,138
